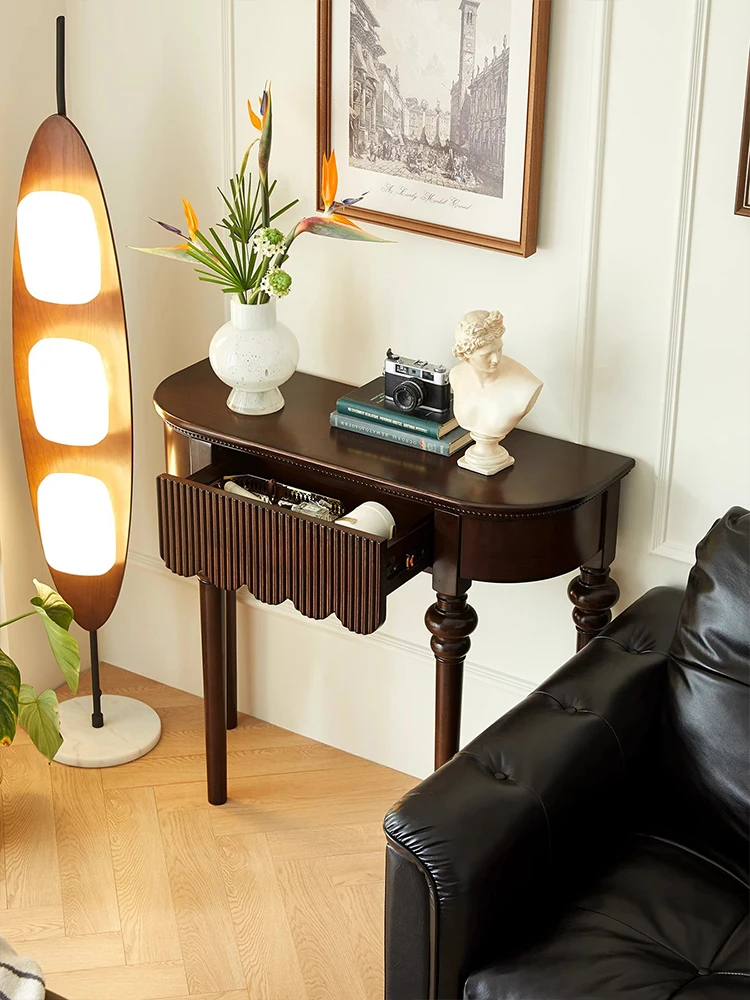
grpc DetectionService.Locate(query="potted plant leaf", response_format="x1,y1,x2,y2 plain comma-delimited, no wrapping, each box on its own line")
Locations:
0,580,80,761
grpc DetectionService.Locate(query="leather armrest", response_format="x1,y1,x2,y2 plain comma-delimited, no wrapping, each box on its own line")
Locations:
384,586,684,1000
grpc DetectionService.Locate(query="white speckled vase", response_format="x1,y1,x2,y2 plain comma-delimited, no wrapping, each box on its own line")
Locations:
209,299,299,415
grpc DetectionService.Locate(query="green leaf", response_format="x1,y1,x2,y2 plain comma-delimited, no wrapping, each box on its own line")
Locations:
249,178,262,229
32,579,74,630
259,91,272,184
18,685,62,761
0,649,20,747
297,216,393,242
128,245,194,262
30,601,80,694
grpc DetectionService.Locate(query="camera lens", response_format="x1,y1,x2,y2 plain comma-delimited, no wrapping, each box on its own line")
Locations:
392,379,424,413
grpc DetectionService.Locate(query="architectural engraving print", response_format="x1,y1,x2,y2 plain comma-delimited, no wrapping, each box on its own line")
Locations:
349,0,510,199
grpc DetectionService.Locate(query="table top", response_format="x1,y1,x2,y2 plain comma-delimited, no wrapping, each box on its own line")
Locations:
154,361,635,518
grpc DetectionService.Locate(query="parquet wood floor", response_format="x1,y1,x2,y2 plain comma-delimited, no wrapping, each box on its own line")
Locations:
0,664,417,1000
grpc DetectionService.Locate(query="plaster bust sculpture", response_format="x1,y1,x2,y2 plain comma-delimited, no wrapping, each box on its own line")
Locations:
450,310,543,476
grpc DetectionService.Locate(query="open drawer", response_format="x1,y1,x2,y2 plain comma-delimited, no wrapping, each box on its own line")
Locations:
156,451,433,635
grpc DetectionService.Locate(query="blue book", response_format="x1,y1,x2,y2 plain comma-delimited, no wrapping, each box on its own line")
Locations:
336,378,457,440
330,411,471,457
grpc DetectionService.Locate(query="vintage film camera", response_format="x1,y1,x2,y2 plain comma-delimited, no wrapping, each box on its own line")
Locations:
383,349,452,421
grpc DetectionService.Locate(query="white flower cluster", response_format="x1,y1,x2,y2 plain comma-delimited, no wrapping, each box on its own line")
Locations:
261,268,292,298
252,227,287,260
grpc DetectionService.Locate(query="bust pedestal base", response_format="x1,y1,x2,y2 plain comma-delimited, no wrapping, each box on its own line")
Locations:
457,434,515,477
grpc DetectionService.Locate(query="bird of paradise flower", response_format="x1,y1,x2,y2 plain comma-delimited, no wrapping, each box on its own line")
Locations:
131,84,389,304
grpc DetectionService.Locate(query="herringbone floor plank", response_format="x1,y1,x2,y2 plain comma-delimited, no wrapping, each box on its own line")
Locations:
0,664,417,999
217,834,306,1000
2,744,62,909
51,767,120,936
104,786,182,966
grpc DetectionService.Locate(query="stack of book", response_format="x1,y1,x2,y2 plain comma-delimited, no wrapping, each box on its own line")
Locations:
329,378,471,456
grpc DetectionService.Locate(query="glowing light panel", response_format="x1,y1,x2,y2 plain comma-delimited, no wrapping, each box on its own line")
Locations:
37,473,116,576
17,191,101,304
28,338,109,446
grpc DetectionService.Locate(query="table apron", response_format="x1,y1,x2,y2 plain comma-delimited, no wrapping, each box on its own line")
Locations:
459,495,605,583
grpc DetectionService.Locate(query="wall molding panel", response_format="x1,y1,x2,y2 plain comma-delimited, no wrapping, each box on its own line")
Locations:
654,541,696,565
650,0,710,560
221,0,236,188
572,0,613,445
220,0,236,322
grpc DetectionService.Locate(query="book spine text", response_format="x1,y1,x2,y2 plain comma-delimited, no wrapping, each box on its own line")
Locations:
330,412,451,455
336,400,441,438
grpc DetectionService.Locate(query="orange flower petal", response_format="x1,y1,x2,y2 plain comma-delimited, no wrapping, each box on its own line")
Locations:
329,212,363,231
248,99,262,131
182,198,198,239
322,151,339,212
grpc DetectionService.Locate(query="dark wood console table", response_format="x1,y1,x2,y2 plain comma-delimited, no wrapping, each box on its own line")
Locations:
154,361,635,805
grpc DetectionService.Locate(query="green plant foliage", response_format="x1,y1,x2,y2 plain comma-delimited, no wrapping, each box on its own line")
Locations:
127,246,193,262
18,685,63,761
31,580,74,629
30,583,79,694
0,582,80,760
0,651,21,747
131,86,385,305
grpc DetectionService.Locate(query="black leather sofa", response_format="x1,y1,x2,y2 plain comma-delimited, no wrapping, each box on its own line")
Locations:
385,507,749,999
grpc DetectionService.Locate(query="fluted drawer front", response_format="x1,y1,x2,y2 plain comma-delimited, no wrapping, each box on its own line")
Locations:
157,474,385,634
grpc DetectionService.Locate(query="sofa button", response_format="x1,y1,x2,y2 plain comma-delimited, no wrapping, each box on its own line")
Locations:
566,705,578,714
697,968,711,976
494,771,508,780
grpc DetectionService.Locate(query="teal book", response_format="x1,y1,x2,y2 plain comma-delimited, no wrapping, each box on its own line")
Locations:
330,411,471,457
336,378,457,439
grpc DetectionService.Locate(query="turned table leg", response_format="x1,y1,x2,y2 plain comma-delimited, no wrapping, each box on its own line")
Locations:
568,565,621,651
199,578,228,805
225,590,238,731
425,592,478,770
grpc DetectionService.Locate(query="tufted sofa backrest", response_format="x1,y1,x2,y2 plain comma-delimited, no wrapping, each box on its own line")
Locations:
660,507,750,880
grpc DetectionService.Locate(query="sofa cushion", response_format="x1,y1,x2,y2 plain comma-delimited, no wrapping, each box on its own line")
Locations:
463,834,749,1000
660,507,749,880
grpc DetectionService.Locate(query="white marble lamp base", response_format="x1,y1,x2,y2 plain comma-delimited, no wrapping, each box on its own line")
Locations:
54,695,162,768
457,434,516,477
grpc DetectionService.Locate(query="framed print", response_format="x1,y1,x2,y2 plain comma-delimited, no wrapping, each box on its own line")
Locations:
735,52,750,217
317,0,551,257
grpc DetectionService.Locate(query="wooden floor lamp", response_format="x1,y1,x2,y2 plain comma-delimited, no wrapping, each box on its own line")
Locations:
12,16,161,766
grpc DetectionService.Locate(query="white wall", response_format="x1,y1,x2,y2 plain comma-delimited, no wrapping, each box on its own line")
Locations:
4,0,748,778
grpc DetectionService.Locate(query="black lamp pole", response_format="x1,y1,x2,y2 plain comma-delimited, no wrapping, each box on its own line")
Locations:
89,631,104,728
55,16,103,731
56,15,66,117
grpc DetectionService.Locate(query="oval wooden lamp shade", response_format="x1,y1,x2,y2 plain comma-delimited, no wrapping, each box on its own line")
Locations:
13,112,132,634
11,17,160,767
